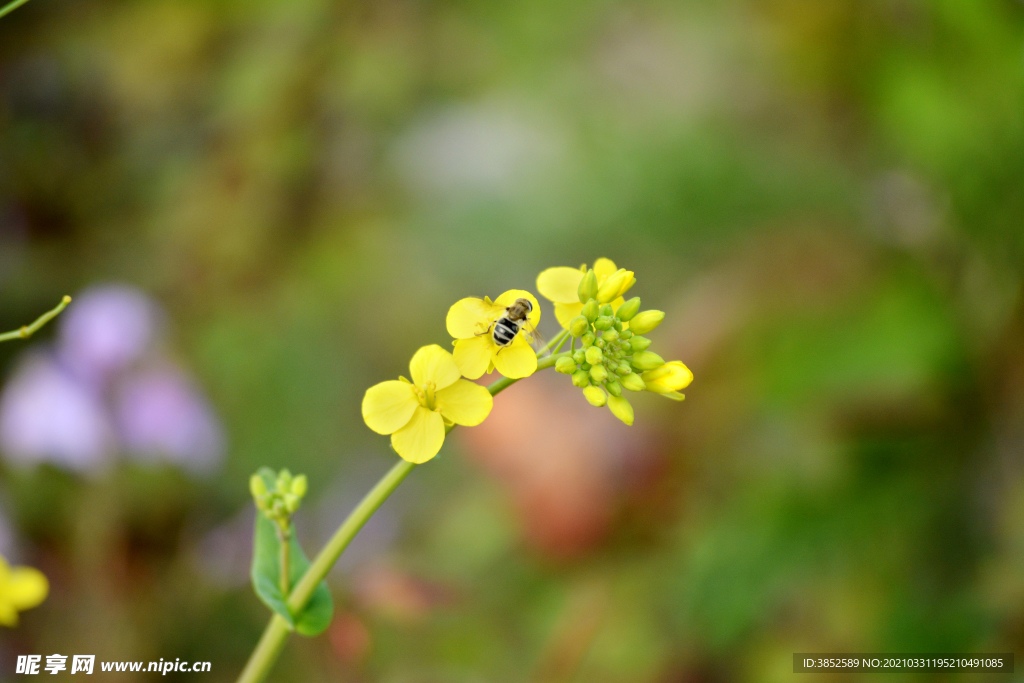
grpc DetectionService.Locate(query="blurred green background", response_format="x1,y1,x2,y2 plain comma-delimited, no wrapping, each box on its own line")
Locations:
2,0,1024,680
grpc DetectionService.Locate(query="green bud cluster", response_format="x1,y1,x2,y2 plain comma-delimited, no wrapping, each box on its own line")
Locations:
556,294,668,426
250,468,309,531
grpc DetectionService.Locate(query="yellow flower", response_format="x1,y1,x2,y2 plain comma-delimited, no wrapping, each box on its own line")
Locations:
446,290,541,380
0,555,48,627
641,361,693,401
362,345,494,463
536,258,635,328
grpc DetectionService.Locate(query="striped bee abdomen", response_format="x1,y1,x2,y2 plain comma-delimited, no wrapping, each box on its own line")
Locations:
492,317,520,346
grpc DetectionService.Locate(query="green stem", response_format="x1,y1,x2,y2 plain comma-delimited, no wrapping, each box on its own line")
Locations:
0,0,33,20
235,617,290,683
278,528,290,598
236,342,571,683
0,296,72,343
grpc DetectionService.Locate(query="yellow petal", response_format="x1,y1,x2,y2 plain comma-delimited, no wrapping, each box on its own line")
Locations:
7,567,47,610
596,269,630,303
642,365,673,383
492,335,537,379
436,379,494,426
453,335,494,380
662,363,693,390
618,275,636,298
494,290,541,328
554,302,584,329
362,381,418,434
536,267,584,304
446,297,501,339
409,344,461,390
593,258,617,280
643,361,693,393
391,406,445,463
0,602,18,627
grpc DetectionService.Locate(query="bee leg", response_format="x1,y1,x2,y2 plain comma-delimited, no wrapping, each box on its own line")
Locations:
474,321,495,337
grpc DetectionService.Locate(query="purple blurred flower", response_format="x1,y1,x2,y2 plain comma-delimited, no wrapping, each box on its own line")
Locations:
57,285,158,386
0,284,225,476
0,353,115,472
114,366,224,473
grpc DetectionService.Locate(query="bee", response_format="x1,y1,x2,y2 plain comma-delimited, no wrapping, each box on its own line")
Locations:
479,297,543,353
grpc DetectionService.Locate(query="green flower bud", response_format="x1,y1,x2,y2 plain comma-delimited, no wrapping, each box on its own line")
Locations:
607,395,634,426
620,372,646,391
603,329,619,342
276,469,292,494
628,310,665,335
573,349,586,364
616,361,633,375
596,338,606,348
250,474,268,500
620,329,633,340
629,335,652,352
594,316,613,331
272,499,287,518
581,299,599,322
555,356,578,374
589,364,608,382
572,369,590,388
569,315,589,338
582,385,607,407
613,321,623,332
616,297,641,321
585,346,604,365
291,474,308,498
606,380,622,397
596,270,630,304
581,332,595,348
631,350,665,371
284,493,301,513
600,304,614,317
578,269,599,304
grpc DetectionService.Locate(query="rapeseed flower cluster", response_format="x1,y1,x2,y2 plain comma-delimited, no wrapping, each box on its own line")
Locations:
537,259,692,426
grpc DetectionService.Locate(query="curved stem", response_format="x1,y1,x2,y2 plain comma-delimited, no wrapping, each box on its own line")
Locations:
0,0,34,20
0,296,71,343
236,342,572,683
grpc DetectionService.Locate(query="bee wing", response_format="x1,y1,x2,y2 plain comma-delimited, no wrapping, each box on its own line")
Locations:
521,320,551,357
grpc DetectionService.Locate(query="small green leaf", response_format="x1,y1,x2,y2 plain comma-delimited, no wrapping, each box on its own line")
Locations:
251,511,334,635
